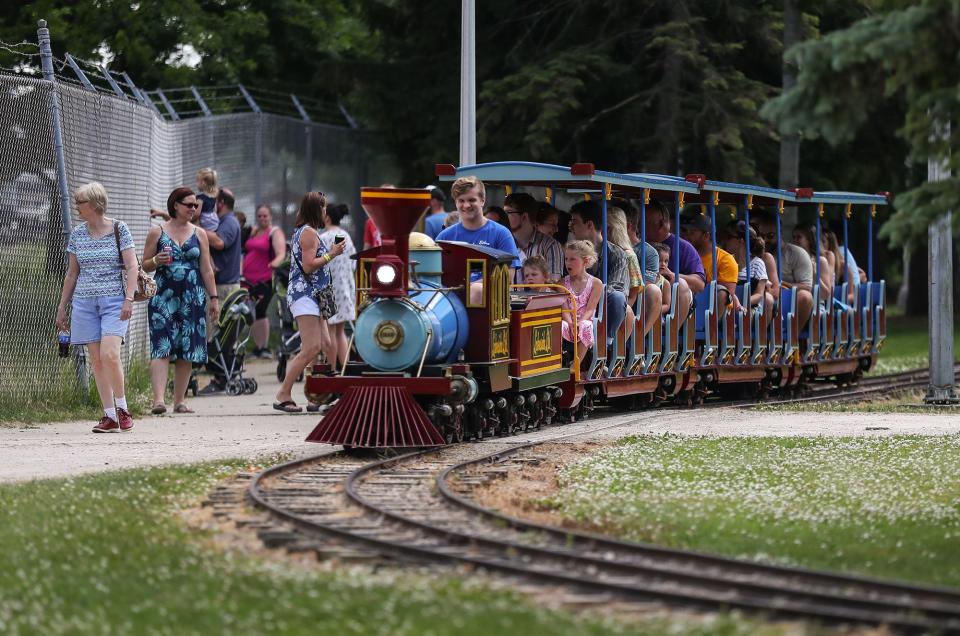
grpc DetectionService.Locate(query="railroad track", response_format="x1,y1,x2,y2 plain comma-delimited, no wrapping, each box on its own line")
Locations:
242,394,960,633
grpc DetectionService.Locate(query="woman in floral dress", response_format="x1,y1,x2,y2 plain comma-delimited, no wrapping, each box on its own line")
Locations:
142,186,219,414
273,191,345,413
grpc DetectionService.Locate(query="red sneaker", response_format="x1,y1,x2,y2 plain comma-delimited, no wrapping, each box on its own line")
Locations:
92,416,120,433
117,408,134,432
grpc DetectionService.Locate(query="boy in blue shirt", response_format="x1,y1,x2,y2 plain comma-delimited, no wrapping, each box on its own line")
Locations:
436,176,520,303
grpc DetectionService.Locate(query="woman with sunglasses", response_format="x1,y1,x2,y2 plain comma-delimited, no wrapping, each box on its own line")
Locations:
55,182,139,433
142,186,219,415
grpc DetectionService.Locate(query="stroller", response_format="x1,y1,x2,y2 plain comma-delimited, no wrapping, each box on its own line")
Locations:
207,288,258,395
273,253,302,382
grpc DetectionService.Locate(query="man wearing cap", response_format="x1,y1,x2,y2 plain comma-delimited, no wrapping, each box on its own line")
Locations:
422,188,448,240
504,192,564,283
680,213,743,315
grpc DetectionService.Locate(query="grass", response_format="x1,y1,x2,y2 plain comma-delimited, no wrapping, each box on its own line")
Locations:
868,314,959,375
542,435,960,589
0,459,800,636
757,389,959,414
0,360,152,426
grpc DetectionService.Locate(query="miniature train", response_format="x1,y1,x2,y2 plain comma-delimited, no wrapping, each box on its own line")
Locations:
304,162,888,448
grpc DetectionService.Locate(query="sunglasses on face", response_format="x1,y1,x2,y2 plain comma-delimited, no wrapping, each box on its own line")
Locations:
178,201,200,210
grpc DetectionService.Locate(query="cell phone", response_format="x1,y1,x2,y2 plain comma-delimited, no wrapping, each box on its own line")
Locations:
334,234,345,245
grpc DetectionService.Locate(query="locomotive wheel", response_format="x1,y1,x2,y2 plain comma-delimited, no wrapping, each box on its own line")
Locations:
442,413,464,444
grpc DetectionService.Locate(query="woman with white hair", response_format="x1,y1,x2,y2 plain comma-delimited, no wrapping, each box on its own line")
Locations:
55,182,139,433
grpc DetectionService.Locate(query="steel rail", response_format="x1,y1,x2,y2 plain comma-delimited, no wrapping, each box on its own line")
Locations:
438,445,960,614
246,366,960,632
342,450,960,631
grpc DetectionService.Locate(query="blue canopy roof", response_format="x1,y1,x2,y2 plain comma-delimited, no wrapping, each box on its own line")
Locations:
438,161,699,194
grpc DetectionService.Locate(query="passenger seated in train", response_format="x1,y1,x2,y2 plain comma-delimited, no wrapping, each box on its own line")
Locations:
824,227,866,303
560,240,603,366
607,207,644,339
521,255,550,286
721,222,774,322
568,200,629,354
436,176,521,306
619,199,665,338
653,243,674,317
792,222,834,301
679,213,743,315
536,202,562,241
505,192,564,284
752,211,813,328
644,199,706,321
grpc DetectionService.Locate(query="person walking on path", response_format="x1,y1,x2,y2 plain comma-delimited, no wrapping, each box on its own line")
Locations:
319,203,357,367
200,187,242,395
243,204,286,358
142,187,220,415
55,182,139,433
273,191,345,413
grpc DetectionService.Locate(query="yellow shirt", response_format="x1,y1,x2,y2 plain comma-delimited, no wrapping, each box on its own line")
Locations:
701,247,738,284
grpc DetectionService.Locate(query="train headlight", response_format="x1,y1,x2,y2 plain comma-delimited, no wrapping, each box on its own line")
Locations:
375,264,398,286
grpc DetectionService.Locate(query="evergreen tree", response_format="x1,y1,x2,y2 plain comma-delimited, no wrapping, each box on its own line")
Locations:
762,0,959,250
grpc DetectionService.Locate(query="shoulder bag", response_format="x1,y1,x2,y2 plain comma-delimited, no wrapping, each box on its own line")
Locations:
114,222,157,302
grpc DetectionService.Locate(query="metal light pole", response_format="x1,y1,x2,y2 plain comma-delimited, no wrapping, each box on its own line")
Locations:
459,0,476,166
925,147,958,403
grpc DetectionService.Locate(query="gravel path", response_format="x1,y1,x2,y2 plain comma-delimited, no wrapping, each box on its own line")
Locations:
1,361,957,483
0,360,324,483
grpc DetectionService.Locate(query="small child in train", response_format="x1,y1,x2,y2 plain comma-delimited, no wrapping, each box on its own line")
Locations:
560,240,603,365
652,242,674,316
522,255,550,286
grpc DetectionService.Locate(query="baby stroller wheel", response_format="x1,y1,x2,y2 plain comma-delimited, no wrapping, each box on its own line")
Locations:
189,376,199,397
276,356,287,382
226,379,244,396
243,378,258,394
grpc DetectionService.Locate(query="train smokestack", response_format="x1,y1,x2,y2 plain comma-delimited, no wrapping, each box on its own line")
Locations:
361,187,431,289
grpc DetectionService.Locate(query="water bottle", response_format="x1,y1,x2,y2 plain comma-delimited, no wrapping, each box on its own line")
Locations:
58,330,70,359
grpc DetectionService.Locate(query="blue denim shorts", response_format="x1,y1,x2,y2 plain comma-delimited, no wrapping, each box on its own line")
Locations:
71,295,129,344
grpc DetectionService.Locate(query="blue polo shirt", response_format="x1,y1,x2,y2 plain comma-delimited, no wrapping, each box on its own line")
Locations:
211,211,242,284
436,219,521,268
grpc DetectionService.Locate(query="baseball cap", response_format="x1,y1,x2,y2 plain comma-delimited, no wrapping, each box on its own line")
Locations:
680,214,711,233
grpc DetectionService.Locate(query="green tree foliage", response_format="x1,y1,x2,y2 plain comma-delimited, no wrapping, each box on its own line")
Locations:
0,0,370,96
762,0,959,248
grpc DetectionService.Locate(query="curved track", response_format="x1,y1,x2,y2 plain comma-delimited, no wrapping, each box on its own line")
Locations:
246,374,960,632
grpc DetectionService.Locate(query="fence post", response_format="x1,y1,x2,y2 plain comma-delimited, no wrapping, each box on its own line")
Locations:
239,85,263,206
37,20,72,242
38,20,89,391
292,94,313,201
926,145,958,403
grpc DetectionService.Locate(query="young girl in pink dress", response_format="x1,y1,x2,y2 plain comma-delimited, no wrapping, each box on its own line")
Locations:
560,240,602,364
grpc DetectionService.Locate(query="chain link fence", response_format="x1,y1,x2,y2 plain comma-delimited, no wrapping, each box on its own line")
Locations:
0,26,394,403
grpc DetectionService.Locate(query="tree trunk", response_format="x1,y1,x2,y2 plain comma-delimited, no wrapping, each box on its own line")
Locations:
779,0,801,227
655,1,687,175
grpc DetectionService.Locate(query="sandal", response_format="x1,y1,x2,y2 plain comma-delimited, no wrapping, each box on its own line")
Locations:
272,400,303,413
151,404,167,415
173,403,195,414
